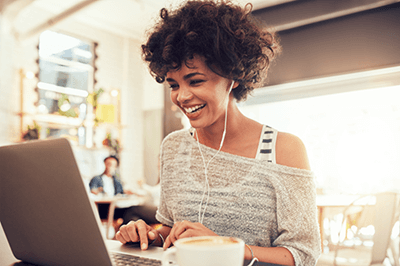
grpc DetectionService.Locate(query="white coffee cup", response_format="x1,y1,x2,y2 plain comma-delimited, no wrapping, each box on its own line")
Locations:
162,236,244,266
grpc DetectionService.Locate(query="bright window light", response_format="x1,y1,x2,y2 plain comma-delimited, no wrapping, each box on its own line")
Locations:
39,30,81,58
240,85,400,194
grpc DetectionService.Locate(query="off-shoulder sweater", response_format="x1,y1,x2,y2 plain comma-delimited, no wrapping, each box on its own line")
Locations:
156,129,321,266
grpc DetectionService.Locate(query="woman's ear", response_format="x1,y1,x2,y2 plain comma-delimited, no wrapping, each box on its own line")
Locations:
232,81,240,89
227,80,239,93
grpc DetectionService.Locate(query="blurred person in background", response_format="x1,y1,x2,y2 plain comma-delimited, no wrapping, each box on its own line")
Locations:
89,155,132,220
89,155,124,197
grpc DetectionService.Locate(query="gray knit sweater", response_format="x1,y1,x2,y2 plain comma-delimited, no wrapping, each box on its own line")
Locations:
156,129,321,265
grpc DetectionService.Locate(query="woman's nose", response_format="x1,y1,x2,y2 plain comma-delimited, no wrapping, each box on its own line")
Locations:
176,86,193,104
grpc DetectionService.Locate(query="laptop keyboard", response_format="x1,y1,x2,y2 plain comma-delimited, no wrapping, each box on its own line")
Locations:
111,252,163,266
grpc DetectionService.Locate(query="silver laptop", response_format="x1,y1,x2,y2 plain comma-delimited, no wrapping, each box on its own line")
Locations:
0,138,168,266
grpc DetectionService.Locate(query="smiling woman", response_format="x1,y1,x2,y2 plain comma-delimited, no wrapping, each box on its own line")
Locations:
115,1,321,265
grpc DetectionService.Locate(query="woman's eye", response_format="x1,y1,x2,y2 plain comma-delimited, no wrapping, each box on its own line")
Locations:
190,80,204,86
169,84,179,90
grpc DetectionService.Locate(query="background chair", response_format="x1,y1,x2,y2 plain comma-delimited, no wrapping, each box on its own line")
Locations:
317,192,400,266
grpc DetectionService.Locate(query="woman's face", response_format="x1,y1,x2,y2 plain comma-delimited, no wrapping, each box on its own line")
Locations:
166,55,236,130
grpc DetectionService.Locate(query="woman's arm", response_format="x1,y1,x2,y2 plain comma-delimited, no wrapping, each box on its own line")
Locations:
273,132,321,265
245,245,294,266
243,132,314,265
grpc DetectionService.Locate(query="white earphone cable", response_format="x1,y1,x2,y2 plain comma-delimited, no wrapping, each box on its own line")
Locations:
197,81,234,224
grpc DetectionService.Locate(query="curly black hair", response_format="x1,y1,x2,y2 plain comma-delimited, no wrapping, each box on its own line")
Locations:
142,0,280,102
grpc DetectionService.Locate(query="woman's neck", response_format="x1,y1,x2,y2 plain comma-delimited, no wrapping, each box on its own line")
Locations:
195,103,247,150
194,103,263,158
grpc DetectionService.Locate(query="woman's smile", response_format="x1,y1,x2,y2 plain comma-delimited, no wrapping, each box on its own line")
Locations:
183,104,206,114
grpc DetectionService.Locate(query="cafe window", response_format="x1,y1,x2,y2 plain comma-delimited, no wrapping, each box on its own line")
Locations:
36,30,96,145
239,68,400,195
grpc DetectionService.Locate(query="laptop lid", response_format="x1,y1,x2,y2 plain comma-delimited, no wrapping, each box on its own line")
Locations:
0,138,114,266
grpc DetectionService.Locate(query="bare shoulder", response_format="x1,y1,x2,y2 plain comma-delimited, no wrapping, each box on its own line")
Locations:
276,132,311,170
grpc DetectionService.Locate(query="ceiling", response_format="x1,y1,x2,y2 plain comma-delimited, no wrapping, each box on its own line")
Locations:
8,0,294,41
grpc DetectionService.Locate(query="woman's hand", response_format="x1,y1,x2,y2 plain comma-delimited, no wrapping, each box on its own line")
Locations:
115,219,158,250
163,220,218,249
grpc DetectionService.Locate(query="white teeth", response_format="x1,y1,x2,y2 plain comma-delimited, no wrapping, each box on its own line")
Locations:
184,104,205,114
